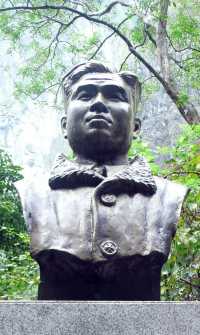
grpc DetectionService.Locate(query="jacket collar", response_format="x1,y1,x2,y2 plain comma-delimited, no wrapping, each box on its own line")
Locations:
49,154,157,196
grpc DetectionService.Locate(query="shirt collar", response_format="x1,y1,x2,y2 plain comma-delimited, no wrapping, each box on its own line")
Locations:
49,154,157,196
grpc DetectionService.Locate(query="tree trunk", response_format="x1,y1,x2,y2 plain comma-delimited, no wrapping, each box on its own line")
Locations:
157,0,170,82
162,81,200,124
156,0,200,124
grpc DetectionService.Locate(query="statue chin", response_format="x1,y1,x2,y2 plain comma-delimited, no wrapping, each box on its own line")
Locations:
69,133,128,162
70,124,133,161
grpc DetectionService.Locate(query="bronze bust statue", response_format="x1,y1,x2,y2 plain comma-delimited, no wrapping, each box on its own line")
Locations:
16,62,188,300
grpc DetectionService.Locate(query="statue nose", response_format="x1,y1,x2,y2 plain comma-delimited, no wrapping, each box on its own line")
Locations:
90,101,108,113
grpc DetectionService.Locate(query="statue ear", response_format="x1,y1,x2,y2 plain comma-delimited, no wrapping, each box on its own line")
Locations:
133,118,141,139
61,116,68,139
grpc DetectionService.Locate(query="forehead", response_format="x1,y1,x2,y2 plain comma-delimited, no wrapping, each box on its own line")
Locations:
72,72,130,92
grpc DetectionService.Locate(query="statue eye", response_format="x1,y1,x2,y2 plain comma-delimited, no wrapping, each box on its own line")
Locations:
110,94,120,100
109,93,125,101
78,92,91,101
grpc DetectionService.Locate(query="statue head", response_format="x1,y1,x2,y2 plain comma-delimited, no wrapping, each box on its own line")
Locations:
61,61,141,164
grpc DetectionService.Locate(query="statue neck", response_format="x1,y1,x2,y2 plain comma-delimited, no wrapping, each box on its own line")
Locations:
74,153,129,166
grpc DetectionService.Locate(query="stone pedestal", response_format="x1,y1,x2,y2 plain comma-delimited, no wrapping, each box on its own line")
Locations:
0,302,199,335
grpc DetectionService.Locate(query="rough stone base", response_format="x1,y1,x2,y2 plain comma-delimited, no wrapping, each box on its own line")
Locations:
0,302,199,335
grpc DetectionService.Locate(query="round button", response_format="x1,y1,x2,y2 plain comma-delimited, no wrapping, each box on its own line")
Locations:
100,240,118,256
100,194,116,206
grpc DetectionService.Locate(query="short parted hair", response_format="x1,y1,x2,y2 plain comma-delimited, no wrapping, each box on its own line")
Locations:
62,61,141,113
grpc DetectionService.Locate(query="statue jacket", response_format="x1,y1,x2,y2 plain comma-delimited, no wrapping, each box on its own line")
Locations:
16,155,188,264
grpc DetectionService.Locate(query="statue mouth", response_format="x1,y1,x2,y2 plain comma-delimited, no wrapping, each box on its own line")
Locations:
86,114,113,125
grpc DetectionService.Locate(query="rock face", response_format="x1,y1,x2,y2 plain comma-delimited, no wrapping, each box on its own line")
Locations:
139,88,186,165
140,89,185,149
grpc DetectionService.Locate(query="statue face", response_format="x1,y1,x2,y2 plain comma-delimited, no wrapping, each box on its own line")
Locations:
62,72,137,162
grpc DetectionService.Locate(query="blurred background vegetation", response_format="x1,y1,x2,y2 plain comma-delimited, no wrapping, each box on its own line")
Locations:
0,149,39,299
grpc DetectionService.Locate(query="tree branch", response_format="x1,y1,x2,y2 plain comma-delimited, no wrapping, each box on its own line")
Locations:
31,82,59,100
119,30,147,70
144,23,157,47
88,32,115,61
88,1,130,17
164,170,200,178
169,56,188,71
42,14,80,29
89,15,131,61
32,15,80,71
63,0,91,11
55,81,62,104
0,3,199,124
119,52,132,71
141,75,156,84
33,23,66,72
180,278,200,289
0,4,172,86
50,24,64,64
166,30,200,53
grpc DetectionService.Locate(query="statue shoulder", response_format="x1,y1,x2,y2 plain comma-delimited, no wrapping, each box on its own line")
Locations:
15,170,49,196
154,175,189,201
153,176,189,233
15,170,50,227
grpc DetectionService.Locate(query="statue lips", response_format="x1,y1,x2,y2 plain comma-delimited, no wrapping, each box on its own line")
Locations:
85,114,113,128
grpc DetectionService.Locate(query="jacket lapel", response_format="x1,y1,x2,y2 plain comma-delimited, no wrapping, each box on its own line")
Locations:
49,154,157,196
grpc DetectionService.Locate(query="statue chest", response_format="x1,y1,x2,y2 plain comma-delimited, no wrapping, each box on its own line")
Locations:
27,183,174,261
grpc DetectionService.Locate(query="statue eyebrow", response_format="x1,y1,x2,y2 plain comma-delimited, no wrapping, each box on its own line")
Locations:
101,84,128,100
72,83,128,100
72,84,97,98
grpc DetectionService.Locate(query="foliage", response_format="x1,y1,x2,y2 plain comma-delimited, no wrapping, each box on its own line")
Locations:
0,0,199,123
129,125,200,300
0,150,39,300
0,149,24,248
0,248,39,300
128,137,160,174
159,125,200,300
